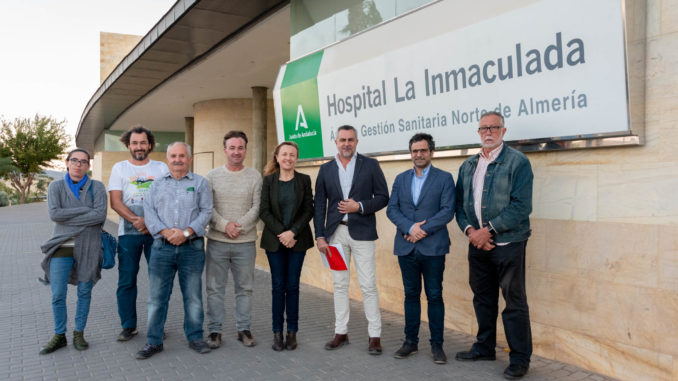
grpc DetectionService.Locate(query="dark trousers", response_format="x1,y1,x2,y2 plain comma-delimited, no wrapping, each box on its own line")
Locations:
117,234,154,329
265,248,306,333
397,250,446,345
468,240,532,367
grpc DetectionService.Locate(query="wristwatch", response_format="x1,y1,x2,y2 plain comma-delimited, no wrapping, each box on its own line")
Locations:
183,229,190,238
488,226,497,236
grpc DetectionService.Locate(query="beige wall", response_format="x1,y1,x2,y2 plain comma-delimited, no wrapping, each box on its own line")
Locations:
253,1,678,380
100,32,142,83
192,98,277,176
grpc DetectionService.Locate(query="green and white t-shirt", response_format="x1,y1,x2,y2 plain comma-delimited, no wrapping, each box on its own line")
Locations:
107,160,169,236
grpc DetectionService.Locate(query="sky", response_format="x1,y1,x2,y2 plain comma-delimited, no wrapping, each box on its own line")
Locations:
0,0,176,142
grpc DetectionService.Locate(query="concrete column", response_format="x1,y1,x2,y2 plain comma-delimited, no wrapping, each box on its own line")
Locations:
185,116,194,171
251,87,267,174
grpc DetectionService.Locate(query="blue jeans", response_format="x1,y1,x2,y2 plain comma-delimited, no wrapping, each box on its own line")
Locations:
397,250,445,345
50,257,93,334
265,248,306,332
468,240,532,367
116,234,153,329
146,238,205,345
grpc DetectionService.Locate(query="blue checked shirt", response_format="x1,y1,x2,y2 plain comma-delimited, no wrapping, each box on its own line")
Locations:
143,171,213,239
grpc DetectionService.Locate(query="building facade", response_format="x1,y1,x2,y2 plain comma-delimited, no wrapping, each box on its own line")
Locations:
77,1,678,379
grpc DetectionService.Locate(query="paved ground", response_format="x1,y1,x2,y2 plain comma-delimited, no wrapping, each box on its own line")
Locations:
0,202,615,381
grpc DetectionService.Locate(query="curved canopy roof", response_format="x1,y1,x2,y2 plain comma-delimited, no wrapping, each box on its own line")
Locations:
76,0,290,152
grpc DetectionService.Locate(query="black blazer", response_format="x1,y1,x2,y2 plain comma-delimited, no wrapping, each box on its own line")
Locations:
314,153,389,241
259,171,314,252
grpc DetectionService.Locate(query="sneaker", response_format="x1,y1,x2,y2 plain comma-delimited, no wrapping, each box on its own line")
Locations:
432,343,447,364
39,333,67,355
237,330,257,347
117,328,138,342
394,340,418,359
206,332,222,349
73,331,89,351
188,339,211,354
135,343,163,359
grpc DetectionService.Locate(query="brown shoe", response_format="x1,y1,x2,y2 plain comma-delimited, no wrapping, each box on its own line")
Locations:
368,337,382,355
324,334,349,350
237,330,257,347
206,332,221,349
272,332,284,351
285,331,297,350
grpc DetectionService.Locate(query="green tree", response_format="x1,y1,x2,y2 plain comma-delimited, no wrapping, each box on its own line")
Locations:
0,115,70,204
0,156,16,177
0,190,8,207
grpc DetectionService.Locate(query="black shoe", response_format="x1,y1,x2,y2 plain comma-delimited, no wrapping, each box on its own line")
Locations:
135,343,163,359
188,339,211,354
394,340,418,359
504,364,529,379
455,349,496,361
117,328,138,342
432,343,447,364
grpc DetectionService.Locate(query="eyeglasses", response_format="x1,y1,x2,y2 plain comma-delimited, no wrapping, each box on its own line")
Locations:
478,126,503,134
411,148,430,155
68,158,90,166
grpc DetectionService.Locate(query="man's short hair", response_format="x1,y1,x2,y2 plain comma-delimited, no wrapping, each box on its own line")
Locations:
336,125,357,138
479,111,505,126
409,133,435,152
223,130,248,147
166,142,192,158
120,125,156,151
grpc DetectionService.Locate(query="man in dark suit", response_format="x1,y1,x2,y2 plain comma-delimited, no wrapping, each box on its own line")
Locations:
314,125,389,355
386,133,455,365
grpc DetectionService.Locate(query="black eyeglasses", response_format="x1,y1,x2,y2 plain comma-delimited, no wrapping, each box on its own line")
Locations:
478,126,503,134
411,148,430,154
68,158,90,166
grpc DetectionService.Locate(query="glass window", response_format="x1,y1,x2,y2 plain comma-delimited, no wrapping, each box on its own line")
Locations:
290,0,435,59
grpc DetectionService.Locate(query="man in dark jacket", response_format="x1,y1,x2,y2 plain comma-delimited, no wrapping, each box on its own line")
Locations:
454,111,534,380
387,133,455,364
314,125,389,355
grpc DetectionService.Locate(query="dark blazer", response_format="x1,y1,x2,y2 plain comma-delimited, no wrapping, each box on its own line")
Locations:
387,165,455,256
259,171,314,252
314,153,389,241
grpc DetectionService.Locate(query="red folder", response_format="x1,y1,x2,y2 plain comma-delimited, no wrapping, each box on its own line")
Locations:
322,244,348,271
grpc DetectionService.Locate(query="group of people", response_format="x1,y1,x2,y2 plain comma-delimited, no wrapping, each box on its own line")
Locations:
39,110,534,380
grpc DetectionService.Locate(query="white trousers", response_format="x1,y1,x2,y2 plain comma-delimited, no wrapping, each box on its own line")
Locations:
329,225,382,337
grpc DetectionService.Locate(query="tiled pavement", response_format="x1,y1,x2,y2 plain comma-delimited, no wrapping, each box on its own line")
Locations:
0,203,615,380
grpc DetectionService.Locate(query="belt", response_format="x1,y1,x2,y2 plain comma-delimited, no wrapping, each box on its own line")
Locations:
160,236,202,245
339,221,348,226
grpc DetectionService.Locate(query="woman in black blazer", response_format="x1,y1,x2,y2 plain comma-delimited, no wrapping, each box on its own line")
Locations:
259,141,314,351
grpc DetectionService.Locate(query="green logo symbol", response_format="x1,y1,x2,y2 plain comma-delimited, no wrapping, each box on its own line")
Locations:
280,51,324,159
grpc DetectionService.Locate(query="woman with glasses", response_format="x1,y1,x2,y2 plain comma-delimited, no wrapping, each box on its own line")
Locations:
39,149,107,354
259,142,313,351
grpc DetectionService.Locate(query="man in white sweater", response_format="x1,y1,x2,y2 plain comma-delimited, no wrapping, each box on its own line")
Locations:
204,130,262,349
